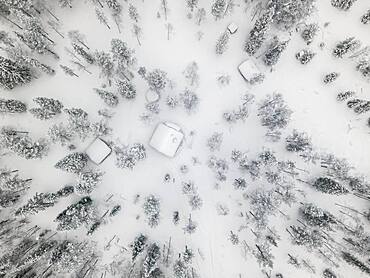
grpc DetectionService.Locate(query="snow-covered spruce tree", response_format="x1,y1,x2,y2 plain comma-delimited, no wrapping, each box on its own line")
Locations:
341,251,370,275
72,43,94,64
331,0,357,11
54,152,88,173
285,130,312,152
113,143,146,169
361,9,370,24
208,156,229,181
68,30,89,49
215,31,230,55
55,196,96,231
29,97,63,120
64,107,91,140
48,123,73,146
143,195,160,228
312,177,349,195
300,203,336,228
263,37,289,66
337,90,355,101
0,168,31,191
58,0,73,8
14,18,58,59
60,64,78,77
253,242,274,269
142,243,162,278
295,49,315,64
106,0,122,32
356,60,370,79
288,225,323,249
75,169,104,195
211,0,226,20
116,79,136,99
323,72,340,84
207,132,223,152
258,93,292,132
180,89,199,113
94,88,119,107
95,8,110,29
0,98,27,114
269,0,316,30
90,119,112,137
244,7,274,55
146,69,167,93
0,56,33,90
130,233,148,261
333,37,361,58
129,4,140,22
301,23,319,45
17,240,58,270
94,50,114,80
111,38,136,67
15,192,59,216
183,61,199,88
0,127,48,159
50,240,94,273
323,269,337,278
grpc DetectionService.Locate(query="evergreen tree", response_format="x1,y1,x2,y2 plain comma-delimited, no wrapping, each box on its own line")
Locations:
72,43,94,64
68,30,89,49
146,69,167,93
0,98,27,114
0,56,32,90
296,49,316,64
142,243,162,278
143,195,161,228
300,203,336,228
54,152,88,173
94,88,119,107
313,177,349,195
337,91,355,101
263,37,289,66
113,143,146,169
95,8,110,29
111,38,135,67
130,234,147,261
361,9,370,24
15,192,58,216
94,50,114,79
75,169,103,195
180,89,199,113
323,72,340,84
116,79,136,99
59,64,78,77
331,0,357,11
289,225,323,249
333,37,360,58
215,31,229,55
245,7,274,55
341,252,370,275
64,107,91,140
211,0,226,20
0,168,31,191
285,130,312,152
55,196,95,231
48,123,73,146
30,97,63,120
323,269,337,278
356,60,370,79
301,23,319,45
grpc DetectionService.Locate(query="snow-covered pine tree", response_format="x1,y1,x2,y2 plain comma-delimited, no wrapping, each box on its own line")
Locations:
128,4,140,22
361,9,370,24
263,37,289,66
111,38,135,67
333,37,361,58
142,243,162,278
94,50,114,79
0,168,31,191
68,30,89,49
207,132,223,152
312,177,349,194
75,169,104,195
301,23,319,45
116,79,136,99
337,91,355,101
94,88,119,107
0,56,32,90
143,195,160,228
130,233,147,261
55,196,96,231
211,0,226,20
285,130,312,152
48,123,73,146
54,152,88,173
341,251,370,275
72,43,94,64
146,69,167,93
245,7,274,55
323,72,340,84
300,203,337,228
59,64,78,77
295,49,315,64
289,225,323,249
323,269,337,278
58,0,73,8
0,98,27,113
64,107,91,140
95,8,110,29
30,97,63,120
180,89,199,113
215,31,229,55
356,60,370,79
331,0,357,11
15,192,58,216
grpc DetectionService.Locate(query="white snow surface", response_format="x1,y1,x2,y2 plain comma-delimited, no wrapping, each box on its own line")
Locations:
1,1,370,278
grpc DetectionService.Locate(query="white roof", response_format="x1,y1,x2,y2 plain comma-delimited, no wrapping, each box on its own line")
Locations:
149,122,184,158
227,22,238,34
238,59,261,82
86,138,112,165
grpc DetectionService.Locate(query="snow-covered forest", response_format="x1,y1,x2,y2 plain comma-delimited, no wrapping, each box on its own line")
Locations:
0,0,370,277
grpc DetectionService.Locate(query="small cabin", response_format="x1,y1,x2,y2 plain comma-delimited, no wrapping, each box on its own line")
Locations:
85,138,112,165
238,59,263,84
227,22,238,34
149,122,184,158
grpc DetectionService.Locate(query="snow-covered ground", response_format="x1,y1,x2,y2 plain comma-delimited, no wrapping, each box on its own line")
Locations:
1,0,370,277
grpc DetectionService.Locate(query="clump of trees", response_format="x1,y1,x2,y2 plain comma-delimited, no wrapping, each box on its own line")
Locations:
312,177,349,195
29,97,64,120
